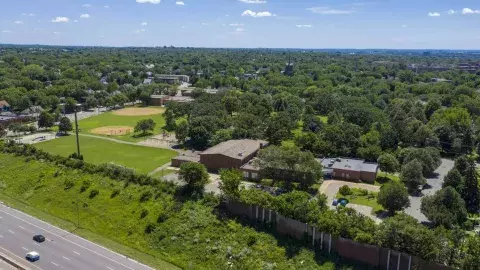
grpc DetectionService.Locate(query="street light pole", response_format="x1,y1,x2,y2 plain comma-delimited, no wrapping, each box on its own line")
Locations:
74,107,81,157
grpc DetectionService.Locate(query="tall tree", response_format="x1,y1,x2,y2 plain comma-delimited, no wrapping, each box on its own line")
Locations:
400,159,426,191
442,169,464,194
462,161,480,213
58,117,72,134
377,181,410,215
421,187,467,228
175,120,189,145
377,153,400,176
134,119,156,136
179,162,209,193
38,111,54,130
219,169,242,199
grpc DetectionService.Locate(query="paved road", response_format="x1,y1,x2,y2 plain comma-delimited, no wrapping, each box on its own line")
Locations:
404,158,454,222
0,204,152,270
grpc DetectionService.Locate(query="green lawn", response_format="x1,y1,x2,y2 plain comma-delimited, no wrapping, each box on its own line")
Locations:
78,108,166,142
150,169,178,179
336,188,384,214
35,135,177,174
374,171,400,186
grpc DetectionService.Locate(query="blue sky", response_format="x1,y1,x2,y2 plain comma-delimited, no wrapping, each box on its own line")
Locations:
0,0,479,49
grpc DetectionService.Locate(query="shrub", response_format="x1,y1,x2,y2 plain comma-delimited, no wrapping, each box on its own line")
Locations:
260,179,274,186
64,179,75,190
359,189,369,196
144,223,156,234
339,185,352,196
89,189,99,199
80,179,92,193
139,190,153,202
308,183,321,194
110,188,120,198
157,212,168,223
140,209,149,219
247,235,257,246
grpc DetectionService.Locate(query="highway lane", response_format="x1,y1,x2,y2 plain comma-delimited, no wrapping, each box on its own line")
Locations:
0,204,153,270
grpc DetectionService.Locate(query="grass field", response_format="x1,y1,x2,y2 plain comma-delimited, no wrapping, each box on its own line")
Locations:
336,188,384,214
78,108,166,142
35,135,177,174
0,152,357,270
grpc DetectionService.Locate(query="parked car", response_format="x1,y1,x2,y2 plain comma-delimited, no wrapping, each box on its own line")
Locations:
33,235,45,243
26,251,40,262
332,199,338,206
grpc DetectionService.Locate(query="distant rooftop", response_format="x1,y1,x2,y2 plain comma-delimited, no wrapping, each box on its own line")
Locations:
321,158,378,173
201,139,267,160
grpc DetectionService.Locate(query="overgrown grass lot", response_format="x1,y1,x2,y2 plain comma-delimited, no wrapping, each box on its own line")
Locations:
0,152,361,269
35,135,177,174
78,108,166,142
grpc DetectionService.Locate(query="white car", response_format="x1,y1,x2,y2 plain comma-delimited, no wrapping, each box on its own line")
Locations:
26,251,40,262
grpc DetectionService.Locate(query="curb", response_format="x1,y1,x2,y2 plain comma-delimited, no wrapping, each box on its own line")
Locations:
0,251,29,270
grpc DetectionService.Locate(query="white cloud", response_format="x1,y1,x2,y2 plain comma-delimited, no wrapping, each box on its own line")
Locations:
141,22,148,26
53,31,60,35
241,10,275,17
14,20,23,24
307,7,355,15
229,23,244,26
239,0,266,3
1,30,12,33
201,22,210,25
176,1,185,5
80,14,90,19
428,12,441,17
447,9,456,15
22,13,35,16
82,4,92,7
104,5,110,8
73,20,79,23
462,8,480,14
136,29,146,33
296,24,313,28
235,28,245,32
136,0,161,4
52,17,69,23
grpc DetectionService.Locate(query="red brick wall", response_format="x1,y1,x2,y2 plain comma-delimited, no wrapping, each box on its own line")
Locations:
200,154,243,171
360,171,377,184
332,169,361,181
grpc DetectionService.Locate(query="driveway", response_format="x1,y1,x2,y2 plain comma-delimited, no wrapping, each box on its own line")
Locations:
404,158,454,222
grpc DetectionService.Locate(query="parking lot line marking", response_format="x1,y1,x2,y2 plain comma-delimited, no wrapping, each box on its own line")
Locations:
51,261,59,267
8,230,14,234
21,247,28,251
106,266,115,270
73,251,80,255
18,225,25,229
63,256,70,261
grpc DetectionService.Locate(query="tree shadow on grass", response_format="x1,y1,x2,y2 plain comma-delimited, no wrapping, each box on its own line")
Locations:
131,132,154,139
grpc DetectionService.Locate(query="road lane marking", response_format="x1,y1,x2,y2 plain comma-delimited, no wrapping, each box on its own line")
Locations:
51,261,59,267
21,247,28,251
73,251,80,255
18,225,25,230
8,230,14,234
0,208,143,270
63,256,70,261
34,243,40,246
0,246,43,270
106,266,115,270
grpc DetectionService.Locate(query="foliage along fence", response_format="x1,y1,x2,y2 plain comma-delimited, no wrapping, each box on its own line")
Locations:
225,200,453,270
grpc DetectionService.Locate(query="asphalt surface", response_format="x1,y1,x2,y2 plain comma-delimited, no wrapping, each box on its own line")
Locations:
404,158,454,222
0,204,152,270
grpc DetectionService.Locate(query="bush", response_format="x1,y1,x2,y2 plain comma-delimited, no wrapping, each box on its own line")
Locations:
140,209,149,219
64,179,75,190
110,188,120,198
80,179,92,193
139,190,153,202
339,185,352,196
89,189,99,199
359,189,369,196
247,235,257,246
308,183,321,194
260,179,274,186
144,223,156,234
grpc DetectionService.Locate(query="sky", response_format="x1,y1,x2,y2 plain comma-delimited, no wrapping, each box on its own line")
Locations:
0,0,480,49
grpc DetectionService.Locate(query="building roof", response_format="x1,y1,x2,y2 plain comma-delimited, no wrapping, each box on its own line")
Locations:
143,78,152,84
172,155,201,163
321,158,378,173
0,100,10,107
201,139,267,160
150,94,168,99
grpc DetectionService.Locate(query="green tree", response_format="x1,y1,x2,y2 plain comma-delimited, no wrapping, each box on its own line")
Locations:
85,96,98,109
462,236,480,270
264,113,293,145
179,162,209,193
400,159,426,191
219,169,242,199
175,120,189,144
442,169,464,193
38,111,54,130
462,162,480,213
64,97,77,113
421,187,467,228
377,153,400,176
134,119,156,136
454,155,469,176
58,117,72,134
377,181,410,215
163,108,176,131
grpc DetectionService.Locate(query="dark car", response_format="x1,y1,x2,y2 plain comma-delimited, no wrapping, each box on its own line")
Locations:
33,235,45,243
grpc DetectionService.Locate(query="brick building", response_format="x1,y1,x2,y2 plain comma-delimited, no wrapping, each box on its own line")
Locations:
171,139,267,172
321,158,378,184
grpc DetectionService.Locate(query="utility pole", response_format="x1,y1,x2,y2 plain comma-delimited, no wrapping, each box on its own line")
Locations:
74,106,81,157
